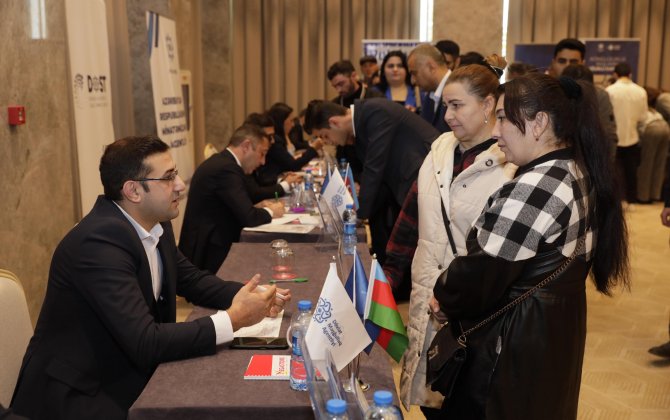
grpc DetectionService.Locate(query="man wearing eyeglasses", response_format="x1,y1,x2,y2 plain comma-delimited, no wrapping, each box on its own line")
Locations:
179,124,285,273
11,134,290,420
548,38,586,78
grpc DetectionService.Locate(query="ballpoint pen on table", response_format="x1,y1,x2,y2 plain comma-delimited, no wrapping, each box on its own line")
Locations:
269,277,308,284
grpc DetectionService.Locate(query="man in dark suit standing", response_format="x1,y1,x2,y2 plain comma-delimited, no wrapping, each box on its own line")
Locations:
11,135,288,420
305,98,439,264
179,125,284,273
408,44,452,133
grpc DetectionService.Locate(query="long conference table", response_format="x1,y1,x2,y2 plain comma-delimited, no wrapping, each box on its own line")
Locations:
128,242,397,419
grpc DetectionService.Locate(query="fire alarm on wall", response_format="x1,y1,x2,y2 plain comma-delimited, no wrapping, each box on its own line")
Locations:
8,106,26,125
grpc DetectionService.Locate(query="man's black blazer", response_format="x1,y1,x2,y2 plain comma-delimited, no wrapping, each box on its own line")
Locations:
11,196,243,420
420,95,451,133
353,98,440,219
179,149,272,272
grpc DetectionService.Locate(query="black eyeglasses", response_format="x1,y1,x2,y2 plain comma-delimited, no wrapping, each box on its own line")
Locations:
134,169,179,183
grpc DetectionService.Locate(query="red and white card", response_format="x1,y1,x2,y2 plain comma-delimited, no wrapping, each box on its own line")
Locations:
243,355,291,380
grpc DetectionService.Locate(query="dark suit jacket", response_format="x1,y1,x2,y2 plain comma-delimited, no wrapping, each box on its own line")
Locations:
245,173,285,203
420,94,451,133
353,98,439,219
255,135,317,186
179,149,272,272
11,196,243,420
332,83,384,107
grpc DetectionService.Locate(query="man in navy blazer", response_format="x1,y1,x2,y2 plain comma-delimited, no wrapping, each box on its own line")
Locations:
11,135,288,419
179,125,284,273
408,43,452,133
305,98,439,264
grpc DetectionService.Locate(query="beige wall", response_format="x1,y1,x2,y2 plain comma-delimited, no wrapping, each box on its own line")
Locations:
433,0,504,58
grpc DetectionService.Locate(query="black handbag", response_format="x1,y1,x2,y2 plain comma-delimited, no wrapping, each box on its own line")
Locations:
426,226,584,397
426,321,467,397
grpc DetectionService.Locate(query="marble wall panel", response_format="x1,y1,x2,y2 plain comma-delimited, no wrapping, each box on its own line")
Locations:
0,0,77,323
201,0,233,151
433,0,504,59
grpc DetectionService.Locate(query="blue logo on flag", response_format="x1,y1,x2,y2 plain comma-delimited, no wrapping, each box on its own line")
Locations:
313,297,333,323
331,195,343,208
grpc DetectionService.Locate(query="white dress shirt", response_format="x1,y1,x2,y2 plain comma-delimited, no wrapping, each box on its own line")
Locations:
606,78,648,147
115,202,234,344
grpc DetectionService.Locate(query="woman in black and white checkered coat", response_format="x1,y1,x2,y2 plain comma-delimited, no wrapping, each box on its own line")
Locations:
433,73,630,419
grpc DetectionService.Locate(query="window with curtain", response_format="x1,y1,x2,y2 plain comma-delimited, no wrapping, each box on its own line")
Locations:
230,0,421,126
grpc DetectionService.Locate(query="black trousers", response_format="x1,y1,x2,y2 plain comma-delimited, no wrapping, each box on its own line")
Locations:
616,144,641,202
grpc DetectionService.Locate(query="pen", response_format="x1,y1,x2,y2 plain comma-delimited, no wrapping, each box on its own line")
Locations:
274,191,279,202
269,277,308,284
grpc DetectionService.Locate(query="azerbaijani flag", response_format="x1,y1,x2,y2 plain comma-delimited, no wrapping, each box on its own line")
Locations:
343,164,359,210
364,258,409,362
344,251,380,354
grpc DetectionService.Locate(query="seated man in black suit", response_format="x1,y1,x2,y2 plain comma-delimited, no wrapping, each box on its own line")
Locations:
179,125,285,273
10,135,289,420
244,112,302,202
304,98,439,265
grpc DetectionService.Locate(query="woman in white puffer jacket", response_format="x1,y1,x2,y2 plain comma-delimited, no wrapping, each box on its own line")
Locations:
383,55,516,418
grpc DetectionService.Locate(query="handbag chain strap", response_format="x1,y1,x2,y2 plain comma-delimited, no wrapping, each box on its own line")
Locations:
458,237,585,342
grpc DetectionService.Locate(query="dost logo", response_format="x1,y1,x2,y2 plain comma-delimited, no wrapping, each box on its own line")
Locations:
313,297,333,323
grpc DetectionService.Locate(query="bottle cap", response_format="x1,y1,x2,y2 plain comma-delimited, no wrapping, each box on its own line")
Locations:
306,169,312,173
298,300,312,311
373,390,393,406
345,204,353,209
326,399,347,414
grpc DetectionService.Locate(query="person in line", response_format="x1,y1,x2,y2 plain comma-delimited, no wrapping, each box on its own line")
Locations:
179,125,285,273
255,103,323,186
328,59,383,107
606,62,648,205
304,98,439,269
408,43,452,133
636,86,670,203
434,39,461,71
505,61,537,80
11,135,289,419
548,38,585,77
561,63,618,162
359,55,380,86
375,50,420,111
433,73,629,418
383,56,515,418
243,112,302,202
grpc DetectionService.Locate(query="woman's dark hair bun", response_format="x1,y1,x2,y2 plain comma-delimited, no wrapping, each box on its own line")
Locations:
558,76,582,99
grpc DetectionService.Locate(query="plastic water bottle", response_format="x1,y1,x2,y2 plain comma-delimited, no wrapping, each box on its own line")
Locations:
339,158,348,179
342,204,357,255
364,390,402,420
289,300,312,391
303,169,316,211
325,399,349,419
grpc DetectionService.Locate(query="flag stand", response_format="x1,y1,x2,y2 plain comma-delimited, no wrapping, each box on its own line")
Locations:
344,353,370,392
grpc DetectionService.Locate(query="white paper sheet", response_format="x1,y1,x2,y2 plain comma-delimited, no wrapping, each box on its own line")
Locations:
233,310,284,337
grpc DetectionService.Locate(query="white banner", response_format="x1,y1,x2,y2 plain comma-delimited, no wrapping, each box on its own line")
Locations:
65,0,115,215
146,11,194,182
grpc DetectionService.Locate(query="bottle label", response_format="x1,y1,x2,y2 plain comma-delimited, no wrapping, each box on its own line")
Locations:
344,223,356,235
292,334,303,356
